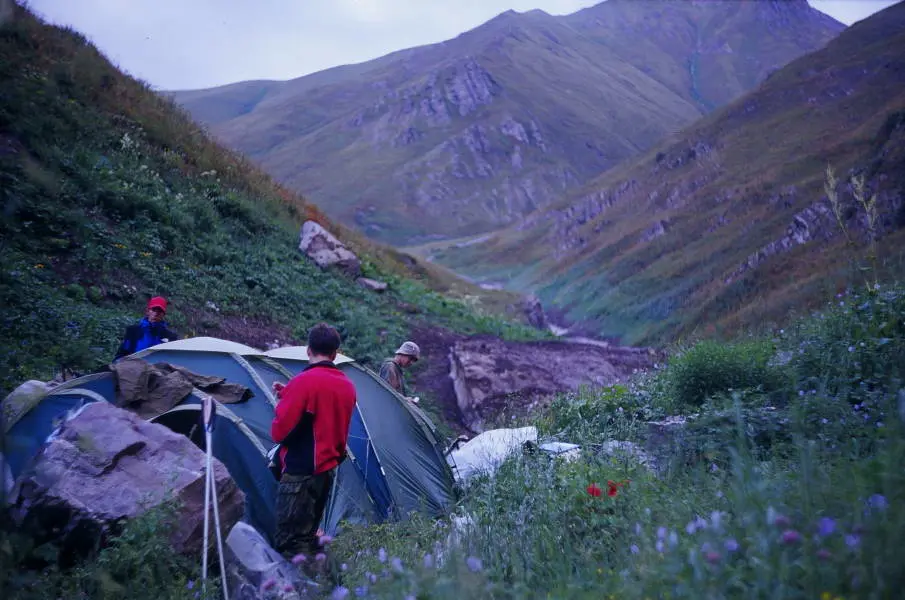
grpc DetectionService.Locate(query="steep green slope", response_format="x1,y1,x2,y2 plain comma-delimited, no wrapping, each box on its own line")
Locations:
428,1,905,345
172,0,842,246
0,7,542,396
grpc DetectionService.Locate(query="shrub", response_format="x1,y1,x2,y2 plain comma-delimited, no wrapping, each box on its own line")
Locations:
666,339,781,407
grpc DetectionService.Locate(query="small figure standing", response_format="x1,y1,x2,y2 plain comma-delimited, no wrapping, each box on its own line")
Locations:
114,296,179,360
271,323,357,559
378,341,421,403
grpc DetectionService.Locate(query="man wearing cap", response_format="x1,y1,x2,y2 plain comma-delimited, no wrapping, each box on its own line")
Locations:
113,296,179,360
378,341,421,403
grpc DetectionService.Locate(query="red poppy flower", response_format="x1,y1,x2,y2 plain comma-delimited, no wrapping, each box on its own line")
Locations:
607,480,619,497
587,483,602,497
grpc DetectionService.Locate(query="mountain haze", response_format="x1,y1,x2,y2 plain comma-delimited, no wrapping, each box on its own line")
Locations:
427,0,905,344
173,0,843,245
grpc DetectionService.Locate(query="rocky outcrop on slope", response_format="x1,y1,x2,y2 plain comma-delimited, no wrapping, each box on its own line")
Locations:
298,220,362,278
449,336,657,431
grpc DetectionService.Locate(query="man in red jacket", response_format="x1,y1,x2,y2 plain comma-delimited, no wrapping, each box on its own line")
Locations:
271,323,357,558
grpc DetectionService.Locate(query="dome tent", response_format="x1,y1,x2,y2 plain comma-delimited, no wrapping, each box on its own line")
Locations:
3,336,456,543
258,346,456,534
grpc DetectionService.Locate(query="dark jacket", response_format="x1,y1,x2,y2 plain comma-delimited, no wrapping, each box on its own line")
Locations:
378,358,407,396
114,318,178,360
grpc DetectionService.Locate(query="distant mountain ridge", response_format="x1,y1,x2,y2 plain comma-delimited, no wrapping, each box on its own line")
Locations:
425,0,905,345
172,0,843,245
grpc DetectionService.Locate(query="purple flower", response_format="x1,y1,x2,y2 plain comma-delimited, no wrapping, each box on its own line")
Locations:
774,514,792,528
867,494,888,511
704,551,721,564
817,517,836,537
186,580,195,590
466,556,483,572
423,553,434,569
283,584,295,593
657,526,667,540
710,511,724,529
845,534,861,549
781,530,801,545
378,547,387,563
330,586,350,600
354,587,368,598
367,572,378,584
817,548,832,561
724,538,739,552
315,553,327,562
292,553,307,565
655,540,665,553
630,544,639,554
262,578,276,591
341,563,348,572
391,557,403,573
319,534,334,546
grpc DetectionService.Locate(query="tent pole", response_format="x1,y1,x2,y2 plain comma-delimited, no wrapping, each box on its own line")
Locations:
201,431,211,594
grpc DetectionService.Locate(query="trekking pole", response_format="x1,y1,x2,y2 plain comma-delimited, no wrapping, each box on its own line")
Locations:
201,393,230,600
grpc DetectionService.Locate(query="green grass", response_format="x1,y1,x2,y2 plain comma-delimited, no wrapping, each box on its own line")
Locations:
307,284,905,600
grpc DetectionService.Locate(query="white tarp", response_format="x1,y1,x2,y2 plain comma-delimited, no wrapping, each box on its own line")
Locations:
448,426,538,482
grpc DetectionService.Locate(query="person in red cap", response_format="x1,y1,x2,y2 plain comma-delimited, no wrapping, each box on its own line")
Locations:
113,296,179,360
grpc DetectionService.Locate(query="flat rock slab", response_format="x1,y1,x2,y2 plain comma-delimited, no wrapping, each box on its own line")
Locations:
9,402,245,558
449,336,657,431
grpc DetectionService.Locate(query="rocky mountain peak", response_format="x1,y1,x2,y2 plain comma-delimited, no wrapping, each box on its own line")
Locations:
174,0,848,246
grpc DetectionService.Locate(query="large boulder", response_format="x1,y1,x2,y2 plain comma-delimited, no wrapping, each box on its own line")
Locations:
298,220,361,278
8,402,245,558
449,336,656,432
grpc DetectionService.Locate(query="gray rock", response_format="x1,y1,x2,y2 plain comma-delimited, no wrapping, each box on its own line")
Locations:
9,402,245,557
448,336,656,432
356,277,388,293
298,221,361,278
522,294,548,330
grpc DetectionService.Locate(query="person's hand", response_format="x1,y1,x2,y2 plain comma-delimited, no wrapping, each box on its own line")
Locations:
272,382,285,398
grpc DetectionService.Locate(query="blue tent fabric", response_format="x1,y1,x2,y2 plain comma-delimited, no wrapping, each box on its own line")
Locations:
4,392,91,477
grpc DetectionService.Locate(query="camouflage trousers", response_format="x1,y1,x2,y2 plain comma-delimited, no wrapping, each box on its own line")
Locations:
273,469,335,559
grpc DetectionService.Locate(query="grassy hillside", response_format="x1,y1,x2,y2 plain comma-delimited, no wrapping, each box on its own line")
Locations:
0,6,543,398
427,0,905,346
172,0,841,246
7,276,905,599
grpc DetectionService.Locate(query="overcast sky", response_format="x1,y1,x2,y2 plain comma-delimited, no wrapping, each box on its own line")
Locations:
23,0,900,91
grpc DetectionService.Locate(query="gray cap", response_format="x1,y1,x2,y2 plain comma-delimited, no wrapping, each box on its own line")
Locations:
395,341,421,360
